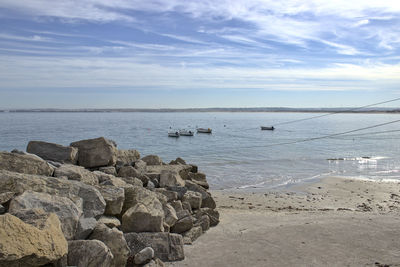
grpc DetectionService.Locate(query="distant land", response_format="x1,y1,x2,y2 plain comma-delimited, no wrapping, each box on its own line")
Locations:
1,107,400,113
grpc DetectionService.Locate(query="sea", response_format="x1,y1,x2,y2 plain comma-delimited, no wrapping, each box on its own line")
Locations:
1,112,399,190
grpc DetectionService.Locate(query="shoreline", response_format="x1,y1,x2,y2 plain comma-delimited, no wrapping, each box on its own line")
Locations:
169,176,400,266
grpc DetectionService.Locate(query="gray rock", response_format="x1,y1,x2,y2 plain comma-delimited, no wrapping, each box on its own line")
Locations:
147,180,156,189
118,165,140,178
0,151,54,176
0,170,106,218
54,164,99,186
160,170,185,187
189,164,198,173
166,186,187,200
153,188,178,202
171,214,193,234
182,201,192,212
142,155,163,165
121,185,163,215
75,217,97,240
163,203,178,228
170,200,184,213
194,215,210,232
197,208,220,227
185,180,216,209
70,137,117,168
183,226,203,245
98,216,121,228
120,176,144,187
68,240,114,267
134,160,147,176
134,247,154,265
9,191,82,240
89,223,130,267
116,149,140,166
122,203,164,233
0,204,5,214
188,172,209,189
124,232,184,262
0,191,14,204
143,258,165,267
27,141,78,164
99,166,117,176
169,157,186,165
182,191,202,210
98,185,125,216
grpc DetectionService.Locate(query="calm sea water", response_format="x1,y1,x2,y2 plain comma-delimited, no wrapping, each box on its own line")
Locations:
1,112,400,190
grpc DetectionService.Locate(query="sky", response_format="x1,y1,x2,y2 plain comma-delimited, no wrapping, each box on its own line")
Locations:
0,1,400,109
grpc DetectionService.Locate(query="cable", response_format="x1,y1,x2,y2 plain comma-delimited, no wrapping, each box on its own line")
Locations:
273,97,400,126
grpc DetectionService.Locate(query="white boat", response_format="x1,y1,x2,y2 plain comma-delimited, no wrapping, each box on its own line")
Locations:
179,129,194,136
261,126,274,130
197,128,212,133
168,131,180,137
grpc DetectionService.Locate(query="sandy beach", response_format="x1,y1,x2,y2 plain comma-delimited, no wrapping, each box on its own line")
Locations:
169,177,400,267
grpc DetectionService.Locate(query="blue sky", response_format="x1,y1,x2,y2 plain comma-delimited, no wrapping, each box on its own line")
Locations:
0,1,400,108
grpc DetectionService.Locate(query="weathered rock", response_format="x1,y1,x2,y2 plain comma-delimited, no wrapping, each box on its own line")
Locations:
144,258,165,267
0,204,5,214
122,203,164,233
147,165,192,183
175,209,191,220
167,186,187,200
185,180,216,209
54,164,98,186
182,201,192,212
0,170,106,218
116,149,140,166
147,180,156,189
188,172,209,189
68,240,114,267
169,157,186,165
163,203,178,227
75,217,97,240
99,166,117,176
138,174,150,187
0,212,68,266
160,170,185,188
121,176,144,187
197,208,220,227
98,216,121,228
189,164,198,173
27,140,78,164
142,155,163,165
183,226,203,245
0,191,14,204
121,185,164,215
124,232,184,262
0,151,54,176
134,159,147,175
89,223,130,267
134,247,154,265
70,137,117,168
194,215,210,232
170,200,184,213
98,185,125,215
118,165,141,178
182,191,202,210
153,188,178,202
171,214,193,234
9,191,82,240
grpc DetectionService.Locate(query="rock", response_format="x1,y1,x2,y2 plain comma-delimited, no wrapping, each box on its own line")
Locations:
182,201,192,212
163,203,178,227
169,157,186,165
0,170,106,218
147,165,192,182
121,185,164,215
185,180,216,209
183,226,203,245
0,212,68,266
0,151,54,176
27,140,78,164
99,166,117,176
197,208,220,227
116,149,140,166
118,165,141,178
134,159,147,175
138,174,150,187
171,214,193,234
68,240,114,267
89,223,130,267
144,258,165,267
122,203,164,233
75,217,97,240
54,164,99,186
142,155,163,165
70,137,117,168
160,170,185,187
0,191,14,204
147,180,156,189
166,186,187,200
121,176,144,187
124,232,184,262
170,200,184,213
182,191,202,210
9,191,82,240
0,204,5,214
194,215,210,232
189,164,198,173
47,160,62,168
153,188,178,202
98,216,121,228
188,172,209,189
98,185,125,216
134,247,154,265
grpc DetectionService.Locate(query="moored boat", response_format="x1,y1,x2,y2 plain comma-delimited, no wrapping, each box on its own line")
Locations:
197,128,212,133
261,126,274,130
179,129,194,136
168,131,180,137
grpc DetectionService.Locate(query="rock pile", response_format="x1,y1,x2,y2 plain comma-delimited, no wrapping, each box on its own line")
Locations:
0,137,219,267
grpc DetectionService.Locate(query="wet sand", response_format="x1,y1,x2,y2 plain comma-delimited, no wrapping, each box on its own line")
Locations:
169,177,400,267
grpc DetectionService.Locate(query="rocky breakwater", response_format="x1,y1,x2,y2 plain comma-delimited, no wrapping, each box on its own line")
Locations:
0,137,219,267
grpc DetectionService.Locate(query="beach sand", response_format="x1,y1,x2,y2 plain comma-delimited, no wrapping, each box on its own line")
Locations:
168,177,400,267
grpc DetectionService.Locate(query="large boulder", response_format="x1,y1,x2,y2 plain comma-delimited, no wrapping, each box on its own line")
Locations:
121,185,163,215
89,223,131,267
142,155,163,165
171,211,193,234
183,226,203,245
27,140,78,164
0,170,106,218
160,170,185,188
9,191,82,240
0,151,54,176
163,203,178,228
124,232,184,262
54,164,99,186
98,216,121,228
196,208,220,227
0,212,68,266
68,240,114,267
134,247,154,265
98,185,125,216
182,191,202,210
75,217,97,240
70,137,117,168
147,165,192,181
185,180,216,209
118,165,141,178
188,172,209,189
121,203,164,233
116,149,140,166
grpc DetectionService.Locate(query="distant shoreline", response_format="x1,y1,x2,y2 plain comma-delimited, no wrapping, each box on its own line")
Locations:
1,107,399,113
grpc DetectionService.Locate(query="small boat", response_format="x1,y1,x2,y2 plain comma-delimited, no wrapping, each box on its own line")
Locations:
261,126,274,130
197,128,212,134
168,131,180,137
179,129,194,136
